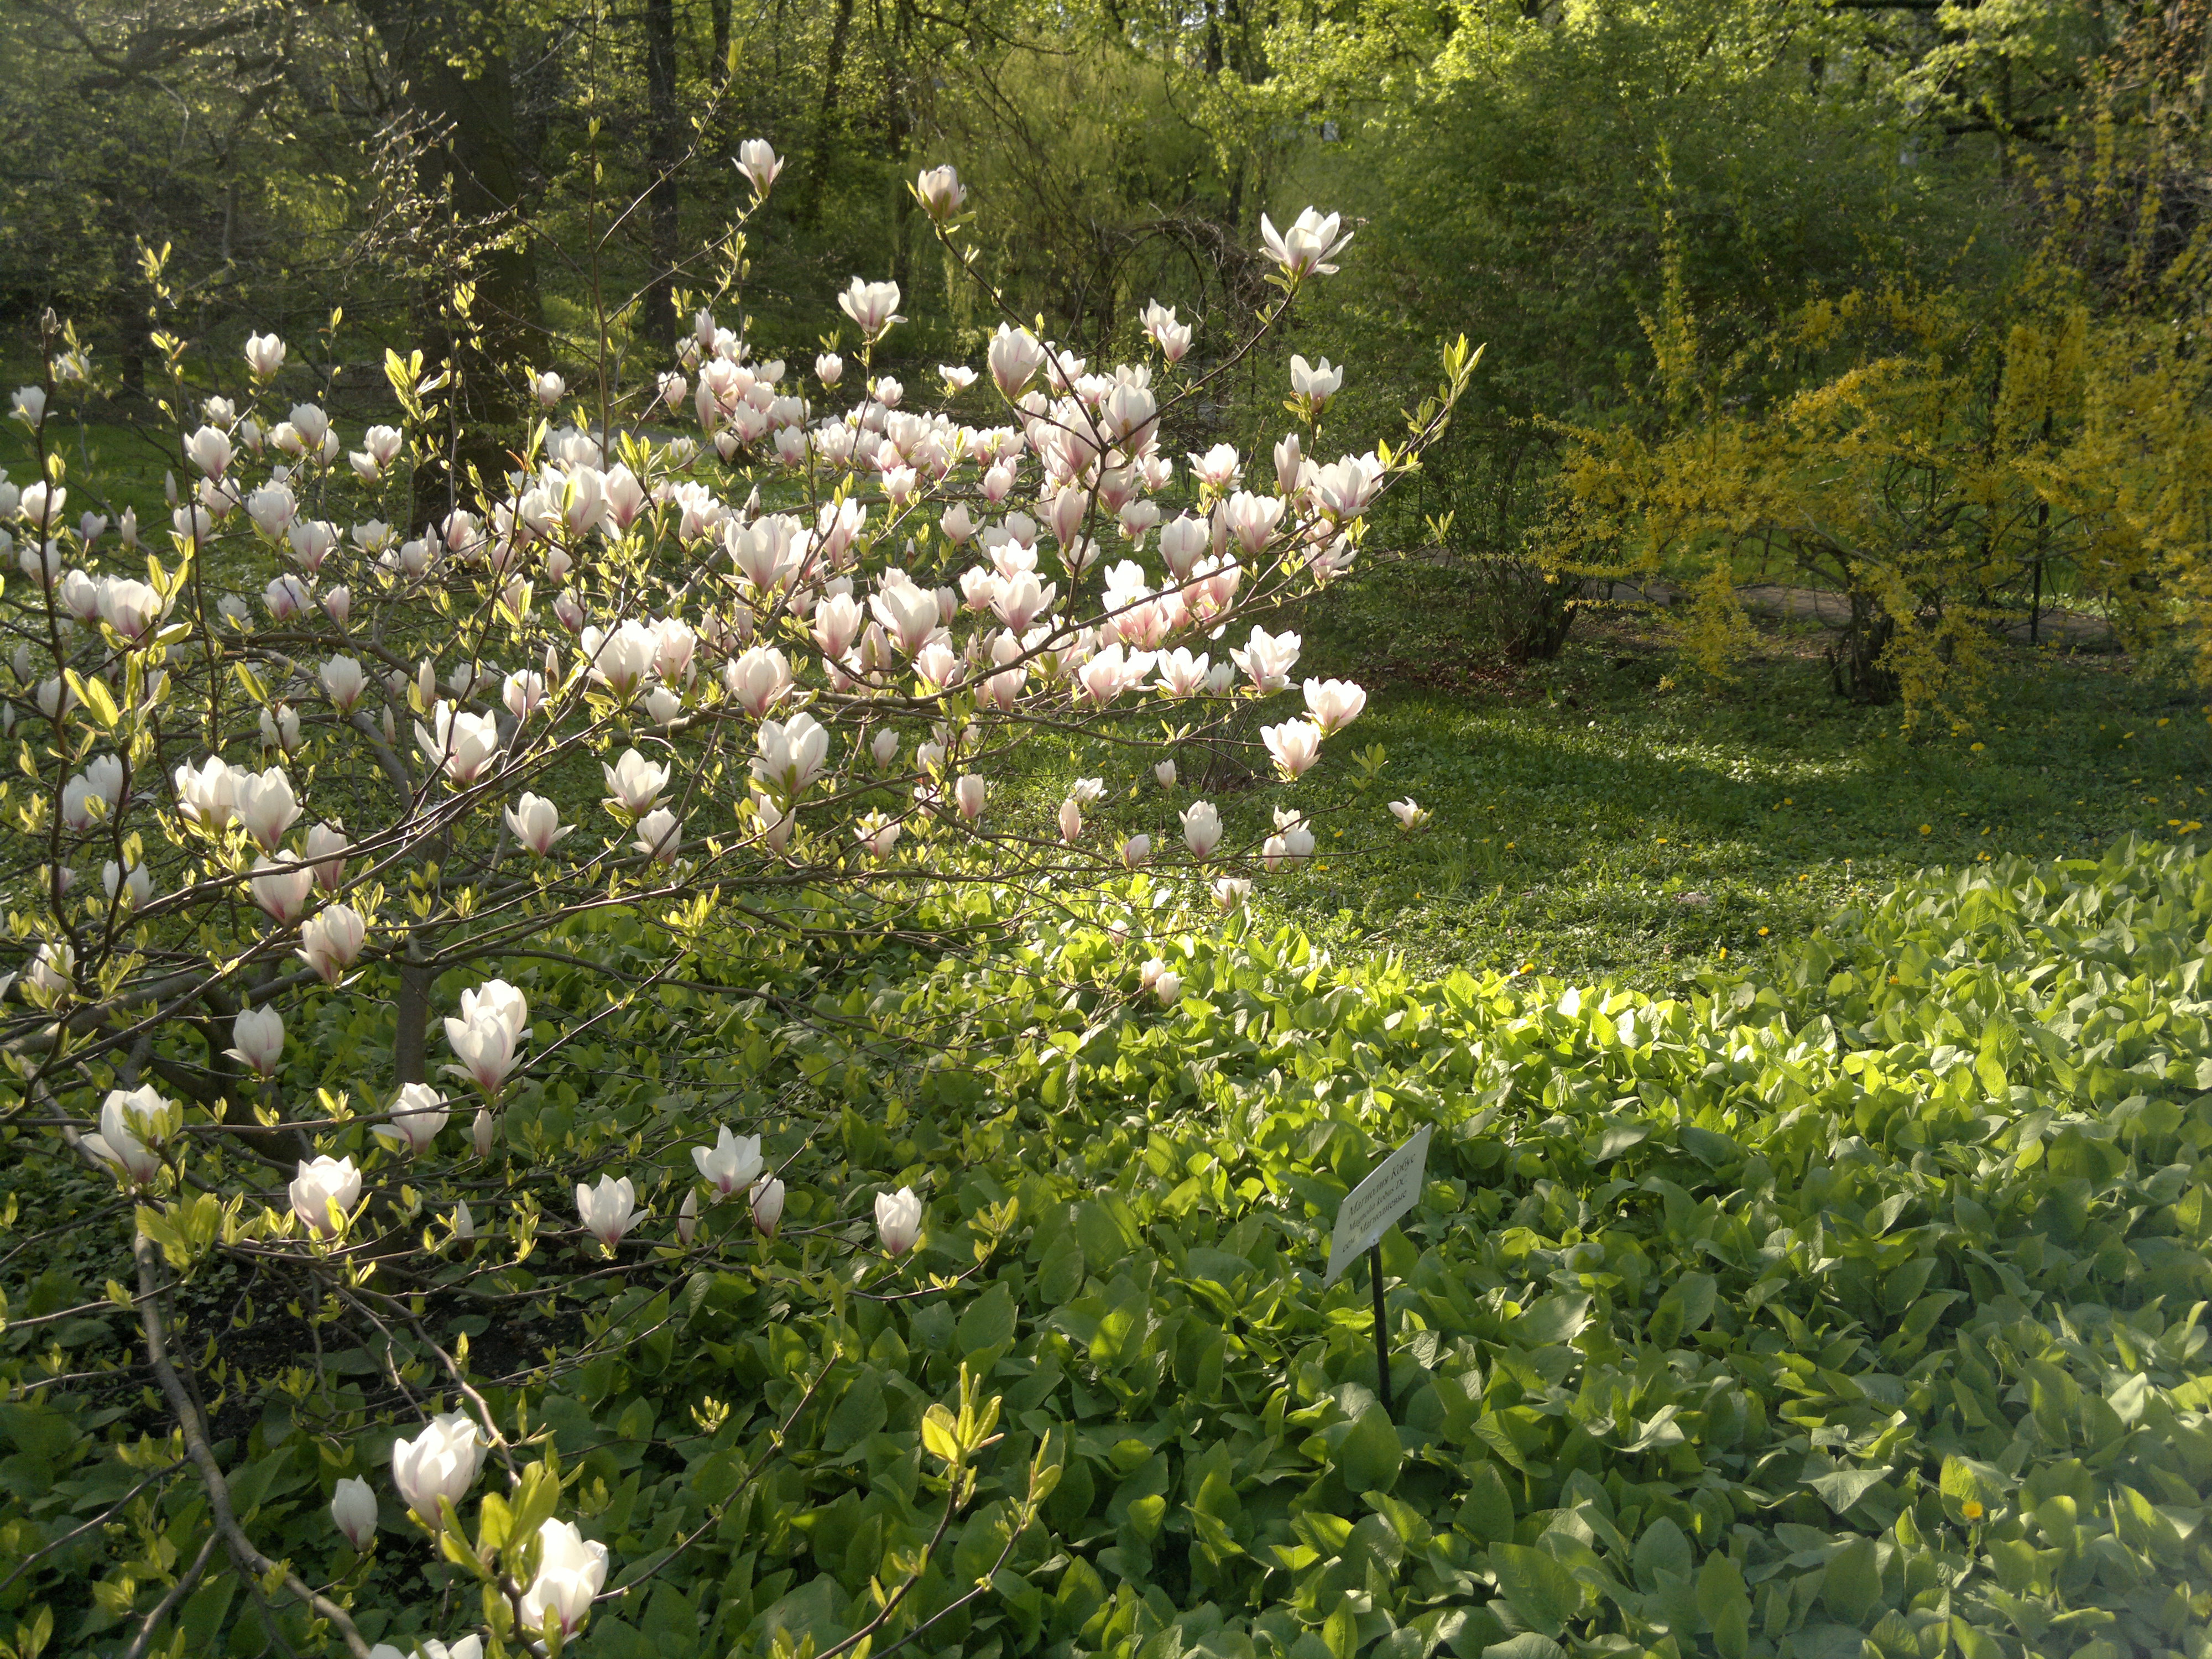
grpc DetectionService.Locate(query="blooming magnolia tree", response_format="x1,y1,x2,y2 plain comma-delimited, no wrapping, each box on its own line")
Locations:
0,150,1468,1656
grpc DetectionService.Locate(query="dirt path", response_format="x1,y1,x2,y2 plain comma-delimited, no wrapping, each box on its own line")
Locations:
1602,580,2119,648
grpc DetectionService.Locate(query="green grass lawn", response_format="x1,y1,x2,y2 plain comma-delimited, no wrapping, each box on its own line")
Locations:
1251,576,2211,985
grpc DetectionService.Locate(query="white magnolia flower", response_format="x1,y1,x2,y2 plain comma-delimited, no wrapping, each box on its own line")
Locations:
1288,354,1343,414
250,855,315,924
231,765,301,851
390,1412,483,1522
633,806,682,864
1302,677,1366,735
298,904,366,983
443,1008,522,1095
374,1082,450,1156
753,713,830,797
691,1126,764,1198
289,1155,361,1238
737,138,784,197
227,1005,285,1076
602,748,670,818
837,277,905,340
1260,207,1354,280
875,1187,924,1255
505,792,571,856
321,655,368,713
1181,799,1223,858
1261,718,1323,781
414,703,502,786
517,1517,609,1637
576,1173,639,1250
1231,625,1302,695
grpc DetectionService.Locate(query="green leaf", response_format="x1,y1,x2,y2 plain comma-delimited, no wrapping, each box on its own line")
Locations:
956,1282,1017,1359
1632,1517,1692,1590
1337,1406,1404,1495
1698,1551,1751,1657
1806,1467,1887,1516
1457,1463,1517,1544
921,1404,962,1468
1490,1542,1582,1638
1510,1292,1592,1348
1481,1638,1566,1659
1820,1536,1883,1626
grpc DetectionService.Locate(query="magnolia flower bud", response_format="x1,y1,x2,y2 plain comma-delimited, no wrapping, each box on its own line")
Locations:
1155,969,1184,1005
679,1187,700,1244
1155,760,1177,789
752,1176,786,1236
473,1108,497,1159
453,1199,476,1241
331,1477,377,1551
875,1186,923,1255
1213,877,1251,914
227,1005,285,1077
1121,834,1151,869
954,774,985,822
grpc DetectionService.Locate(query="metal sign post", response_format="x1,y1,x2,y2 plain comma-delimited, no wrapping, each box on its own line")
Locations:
1322,1125,1432,1421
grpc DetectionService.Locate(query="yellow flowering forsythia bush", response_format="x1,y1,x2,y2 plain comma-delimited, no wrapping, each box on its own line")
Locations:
1554,201,2212,727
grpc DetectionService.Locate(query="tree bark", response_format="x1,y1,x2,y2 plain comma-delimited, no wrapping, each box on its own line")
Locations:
645,0,681,352
801,0,858,229
355,0,542,524
710,0,732,86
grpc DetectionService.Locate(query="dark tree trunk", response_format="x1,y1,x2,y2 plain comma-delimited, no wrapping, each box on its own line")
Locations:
885,0,915,295
645,0,681,352
1830,589,1902,704
356,0,542,524
802,0,857,229
709,0,732,85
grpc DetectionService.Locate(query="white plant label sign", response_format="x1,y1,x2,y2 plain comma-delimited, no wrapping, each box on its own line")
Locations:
1323,1124,1433,1287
